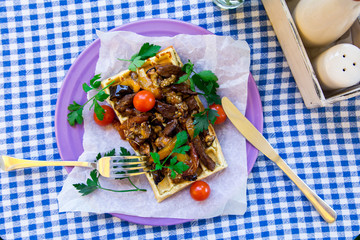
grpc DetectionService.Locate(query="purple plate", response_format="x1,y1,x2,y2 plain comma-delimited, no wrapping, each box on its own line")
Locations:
55,19,263,226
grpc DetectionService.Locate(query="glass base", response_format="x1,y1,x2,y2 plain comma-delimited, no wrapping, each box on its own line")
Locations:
213,0,244,9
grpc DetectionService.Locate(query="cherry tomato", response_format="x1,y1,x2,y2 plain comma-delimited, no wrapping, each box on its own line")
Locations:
190,181,211,201
133,90,156,112
209,104,227,124
94,105,115,126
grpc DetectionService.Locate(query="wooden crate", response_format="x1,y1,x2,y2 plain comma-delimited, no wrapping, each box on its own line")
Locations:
261,0,360,108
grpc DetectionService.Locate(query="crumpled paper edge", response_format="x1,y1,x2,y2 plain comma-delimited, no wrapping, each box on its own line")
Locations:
57,31,251,220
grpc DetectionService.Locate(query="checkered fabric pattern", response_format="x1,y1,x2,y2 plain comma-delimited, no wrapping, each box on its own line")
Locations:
1,0,360,239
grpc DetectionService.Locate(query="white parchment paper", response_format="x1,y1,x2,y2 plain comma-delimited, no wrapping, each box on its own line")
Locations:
57,31,251,220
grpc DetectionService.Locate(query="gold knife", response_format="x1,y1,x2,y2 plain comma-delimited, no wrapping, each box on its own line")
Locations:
221,97,337,223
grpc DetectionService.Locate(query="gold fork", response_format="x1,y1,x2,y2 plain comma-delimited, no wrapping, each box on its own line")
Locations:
1,155,148,178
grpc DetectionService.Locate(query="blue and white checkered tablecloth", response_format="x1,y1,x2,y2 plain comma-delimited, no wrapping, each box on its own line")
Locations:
1,0,360,239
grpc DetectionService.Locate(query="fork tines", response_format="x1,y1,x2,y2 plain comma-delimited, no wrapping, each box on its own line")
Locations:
110,157,147,177
111,161,147,166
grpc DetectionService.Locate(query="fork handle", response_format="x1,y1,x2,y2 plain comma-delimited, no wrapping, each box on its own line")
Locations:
1,156,92,171
275,157,337,223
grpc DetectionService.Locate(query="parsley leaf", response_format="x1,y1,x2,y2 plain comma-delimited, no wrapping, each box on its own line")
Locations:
150,152,162,170
95,148,116,161
138,43,161,59
167,155,190,178
191,74,206,91
89,169,99,185
172,161,190,175
118,43,161,71
197,70,218,83
68,101,82,111
82,74,102,93
204,93,221,105
73,182,98,196
94,148,117,161
67,108,83,126
171,170,177,179
93,100,105,121
172,145,191,155
94,90,109,102
174,131,189,149
82,83,92,93
193,71,219,95
193,108,219,137
90,74,102,88
119,147,132,156
207,108,219,125
67,74,115,126
73,169,100,196
193,110,209,138
150,131,190,179
177,60,194,85
105,149,116,157
170,156,177,166
73,148,146,196
129,56,145,71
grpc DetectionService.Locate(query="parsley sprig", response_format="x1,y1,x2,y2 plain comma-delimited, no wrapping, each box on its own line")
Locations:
150,131,190,179
118,43,161,71
73,147,146,196
177,60,221,105
177,60,221,137
67,74,115,126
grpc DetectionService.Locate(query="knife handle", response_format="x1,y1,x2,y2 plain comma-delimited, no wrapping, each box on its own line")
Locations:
275,158,337,223
221,97,337,223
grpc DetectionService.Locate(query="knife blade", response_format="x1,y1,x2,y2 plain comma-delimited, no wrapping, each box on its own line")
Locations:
221,96,337,223
222,97,279,163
